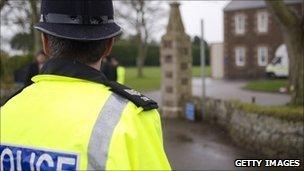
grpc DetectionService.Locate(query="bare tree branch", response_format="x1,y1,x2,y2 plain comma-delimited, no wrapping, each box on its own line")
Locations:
115,0,166,77
1,0,40,54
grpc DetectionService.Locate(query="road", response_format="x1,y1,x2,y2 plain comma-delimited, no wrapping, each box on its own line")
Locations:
146,78,291,106
162,119,259,170
162,119,303,171
146,78,294,170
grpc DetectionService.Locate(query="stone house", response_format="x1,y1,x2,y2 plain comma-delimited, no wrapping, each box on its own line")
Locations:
223,0,302,79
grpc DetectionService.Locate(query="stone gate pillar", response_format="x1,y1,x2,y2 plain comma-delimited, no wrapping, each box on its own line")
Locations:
160,2,192,118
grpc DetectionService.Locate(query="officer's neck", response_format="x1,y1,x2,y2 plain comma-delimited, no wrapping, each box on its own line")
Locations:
87,61,101,71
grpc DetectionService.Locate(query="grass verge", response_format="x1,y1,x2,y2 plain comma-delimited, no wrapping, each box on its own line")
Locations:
243,79,288,93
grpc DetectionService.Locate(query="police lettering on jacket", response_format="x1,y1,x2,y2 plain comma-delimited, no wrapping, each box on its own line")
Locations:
0,144,78,171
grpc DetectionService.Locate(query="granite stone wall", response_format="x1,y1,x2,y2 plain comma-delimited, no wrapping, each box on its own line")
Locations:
203,98,304,158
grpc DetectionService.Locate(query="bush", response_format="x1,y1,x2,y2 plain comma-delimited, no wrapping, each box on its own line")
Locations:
0,51,9,80
0,54,33,83
231,101,304,122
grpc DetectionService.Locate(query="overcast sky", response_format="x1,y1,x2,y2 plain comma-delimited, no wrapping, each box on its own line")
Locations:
115,0,229,43
179,1,229,43
1,0,230,54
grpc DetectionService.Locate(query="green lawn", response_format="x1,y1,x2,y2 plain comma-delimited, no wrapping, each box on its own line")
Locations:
243,79,288,93
125,66,210,91
192,66,211,77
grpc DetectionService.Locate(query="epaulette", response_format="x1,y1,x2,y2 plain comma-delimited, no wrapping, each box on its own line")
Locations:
105,81,158,111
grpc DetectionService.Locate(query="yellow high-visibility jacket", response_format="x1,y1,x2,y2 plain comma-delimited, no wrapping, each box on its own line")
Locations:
0,58,171,171
117,66,125,85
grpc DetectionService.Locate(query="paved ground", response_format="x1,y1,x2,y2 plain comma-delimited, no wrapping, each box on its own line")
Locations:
147,78,293,170
162,119,302,171
162,119,259,170
192,78,291,106
146,77,291,106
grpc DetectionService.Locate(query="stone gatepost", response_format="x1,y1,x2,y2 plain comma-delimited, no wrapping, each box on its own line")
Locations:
160,2,192,118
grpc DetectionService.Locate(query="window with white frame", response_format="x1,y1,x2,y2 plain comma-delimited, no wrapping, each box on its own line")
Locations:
257,12,268,33
235,14,245,34
257,46,268,66
235,47,246,66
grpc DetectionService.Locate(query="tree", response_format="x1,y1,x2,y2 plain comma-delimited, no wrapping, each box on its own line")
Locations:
0,0,7,11
266,0,304,106
193,36,201,46
29,0,40,54
115,0,166,77
192,36,210,66
10,32,33,53
1,0,40,55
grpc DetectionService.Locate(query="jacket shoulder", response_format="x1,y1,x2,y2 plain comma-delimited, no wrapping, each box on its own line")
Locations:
105,81,158,111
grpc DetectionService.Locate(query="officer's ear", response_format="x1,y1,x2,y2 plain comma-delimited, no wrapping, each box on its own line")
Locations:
41,34,50,57
101,38,114,59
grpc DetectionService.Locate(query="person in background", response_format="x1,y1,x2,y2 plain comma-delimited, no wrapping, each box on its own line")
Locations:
25,50,48,86
101,55,117,81
113,57,126,84
101,55,126,84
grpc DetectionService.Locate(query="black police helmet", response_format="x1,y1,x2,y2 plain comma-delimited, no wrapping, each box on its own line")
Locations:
34,0,122,41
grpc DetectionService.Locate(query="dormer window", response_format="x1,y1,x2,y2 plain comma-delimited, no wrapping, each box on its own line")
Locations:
257,12,268,33
234,14,245,35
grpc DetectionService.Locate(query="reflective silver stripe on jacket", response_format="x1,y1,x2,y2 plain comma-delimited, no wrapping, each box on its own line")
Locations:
87,93,128,170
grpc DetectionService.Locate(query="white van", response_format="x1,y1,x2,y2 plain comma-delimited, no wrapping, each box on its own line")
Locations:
266,44,289,78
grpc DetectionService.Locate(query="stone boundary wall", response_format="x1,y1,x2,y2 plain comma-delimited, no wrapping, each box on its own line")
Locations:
203,98,303,158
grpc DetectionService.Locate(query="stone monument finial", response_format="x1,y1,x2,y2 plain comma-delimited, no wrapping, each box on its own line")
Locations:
170,1,180,7
167,2,185,33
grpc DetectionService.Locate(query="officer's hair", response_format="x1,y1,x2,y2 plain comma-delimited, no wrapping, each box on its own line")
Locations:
46,34,108,64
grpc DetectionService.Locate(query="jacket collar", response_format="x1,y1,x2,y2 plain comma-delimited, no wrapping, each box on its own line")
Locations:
40,58,108,84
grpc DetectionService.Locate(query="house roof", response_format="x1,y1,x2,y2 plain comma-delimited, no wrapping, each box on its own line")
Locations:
224,0,302,11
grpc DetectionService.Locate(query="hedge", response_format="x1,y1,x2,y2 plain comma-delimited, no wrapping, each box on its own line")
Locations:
231,100,304,122
0,54,33,82
0,41,210,82
112,42,209,66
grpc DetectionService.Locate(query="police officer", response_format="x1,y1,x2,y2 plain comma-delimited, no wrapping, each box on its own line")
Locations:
101,56,118,82
116,64,126,85
0,0,171,170
101,56,126,84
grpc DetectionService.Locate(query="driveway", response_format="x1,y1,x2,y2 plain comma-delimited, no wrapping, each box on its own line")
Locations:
149,79,294,170
163,119,263,170
146,77,291,106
